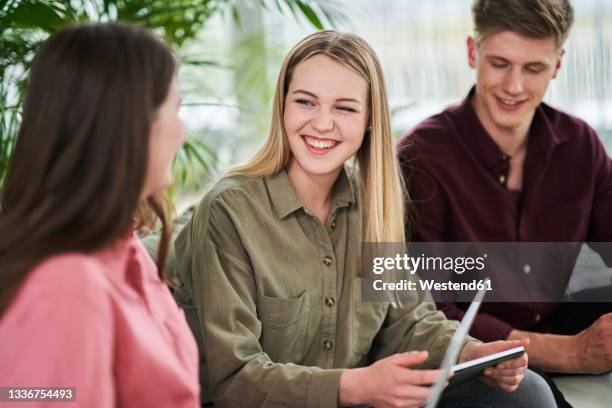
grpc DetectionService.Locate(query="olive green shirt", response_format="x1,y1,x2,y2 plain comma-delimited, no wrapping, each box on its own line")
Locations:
174,168,464,407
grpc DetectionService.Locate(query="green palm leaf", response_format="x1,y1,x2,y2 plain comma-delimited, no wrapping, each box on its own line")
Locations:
0,0,347,193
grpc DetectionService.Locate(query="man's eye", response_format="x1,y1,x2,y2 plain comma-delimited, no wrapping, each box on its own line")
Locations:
491,62,508,69
526,66,544,74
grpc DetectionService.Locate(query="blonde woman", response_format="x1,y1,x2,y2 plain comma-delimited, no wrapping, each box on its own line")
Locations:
174,31,553,408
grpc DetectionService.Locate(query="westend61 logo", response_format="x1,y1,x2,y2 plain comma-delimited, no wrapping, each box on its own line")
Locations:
371,253,487,275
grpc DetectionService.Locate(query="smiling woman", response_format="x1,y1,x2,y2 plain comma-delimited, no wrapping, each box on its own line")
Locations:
284,54,369,223
224,30,404,243
172,30,554,408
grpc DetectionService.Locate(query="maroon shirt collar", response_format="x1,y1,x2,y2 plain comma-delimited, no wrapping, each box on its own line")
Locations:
451,87,569,171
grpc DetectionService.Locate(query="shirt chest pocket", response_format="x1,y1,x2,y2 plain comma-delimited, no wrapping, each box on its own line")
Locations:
257,291,310,363
352,277,388,357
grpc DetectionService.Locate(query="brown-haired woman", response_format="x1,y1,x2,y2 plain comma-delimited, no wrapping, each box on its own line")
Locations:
0,23,199,407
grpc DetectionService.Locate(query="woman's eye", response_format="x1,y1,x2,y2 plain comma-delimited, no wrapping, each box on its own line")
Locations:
337,106,357,113
296,98,314,106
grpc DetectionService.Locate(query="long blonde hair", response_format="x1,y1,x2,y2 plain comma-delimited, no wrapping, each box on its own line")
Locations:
227,30,406,243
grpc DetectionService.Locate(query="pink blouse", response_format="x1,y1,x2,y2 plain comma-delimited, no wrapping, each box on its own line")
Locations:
0,234,199,407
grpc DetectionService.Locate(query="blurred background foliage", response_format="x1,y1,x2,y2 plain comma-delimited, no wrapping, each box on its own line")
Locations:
2,0,611,214
0,0,346,206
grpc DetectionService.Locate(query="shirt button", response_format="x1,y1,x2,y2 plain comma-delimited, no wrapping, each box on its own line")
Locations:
322,256,333,266
523,264,531,274
501,154,509,160
499,174,506,184
325,297,336,307
535,313,541,323
330,220,337,229
322,340,333,350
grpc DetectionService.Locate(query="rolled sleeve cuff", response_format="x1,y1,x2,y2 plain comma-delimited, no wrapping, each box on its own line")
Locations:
464,335,482,346
426,329,455,368
307,368,343,408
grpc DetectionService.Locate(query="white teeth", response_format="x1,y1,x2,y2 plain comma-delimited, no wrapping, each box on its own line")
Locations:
501,99,520,106
304,136,337,149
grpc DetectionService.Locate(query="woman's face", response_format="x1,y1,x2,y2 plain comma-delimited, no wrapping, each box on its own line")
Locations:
142,80,185,197
284,54,369,181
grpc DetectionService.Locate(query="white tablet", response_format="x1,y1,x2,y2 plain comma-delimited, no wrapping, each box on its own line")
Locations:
424,283,487,408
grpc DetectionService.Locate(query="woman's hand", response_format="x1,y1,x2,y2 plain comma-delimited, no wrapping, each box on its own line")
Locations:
339,351,445,408
459,339,529,392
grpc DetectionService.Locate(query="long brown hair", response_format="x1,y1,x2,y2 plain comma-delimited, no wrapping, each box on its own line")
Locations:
0,22,176,315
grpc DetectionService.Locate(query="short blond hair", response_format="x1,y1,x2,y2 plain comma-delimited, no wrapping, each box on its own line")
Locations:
472,0,574,47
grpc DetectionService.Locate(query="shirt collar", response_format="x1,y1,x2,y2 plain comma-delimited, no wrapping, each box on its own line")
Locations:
332,165,356,209
454,86,568,170
265,166,355,220
94,232,148,288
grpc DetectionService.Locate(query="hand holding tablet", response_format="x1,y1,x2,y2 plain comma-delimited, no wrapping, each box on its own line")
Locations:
425,284,530,407
452,344,527,391
457,340,530,394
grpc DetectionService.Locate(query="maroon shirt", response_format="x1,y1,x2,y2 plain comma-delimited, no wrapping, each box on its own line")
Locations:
397,88,612,341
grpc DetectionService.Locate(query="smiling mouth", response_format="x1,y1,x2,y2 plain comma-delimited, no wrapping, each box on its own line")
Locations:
302,135,340,152
495,96,526,110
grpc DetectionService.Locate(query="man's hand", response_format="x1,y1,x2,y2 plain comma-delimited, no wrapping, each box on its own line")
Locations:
509,313,612,374
339,351,445,408
459,339,529,392
574,312,612,374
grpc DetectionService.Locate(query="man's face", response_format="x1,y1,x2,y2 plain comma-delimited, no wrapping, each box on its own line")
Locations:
468,31,564,135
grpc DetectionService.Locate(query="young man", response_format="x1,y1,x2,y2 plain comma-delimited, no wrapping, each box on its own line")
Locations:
398,0,612,377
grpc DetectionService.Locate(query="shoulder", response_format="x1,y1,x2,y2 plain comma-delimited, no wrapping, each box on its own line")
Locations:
397,106,463,178
539,104,612,174
26,253,111,300
198,173,262,212
541,103,601,147
201,175,263,211
397,105,460,155
175,175,270,279
2,253,114,334
189,174,266,238
541,103,589,129
397,106,464,180
208,173,262,197
0,254,115,386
